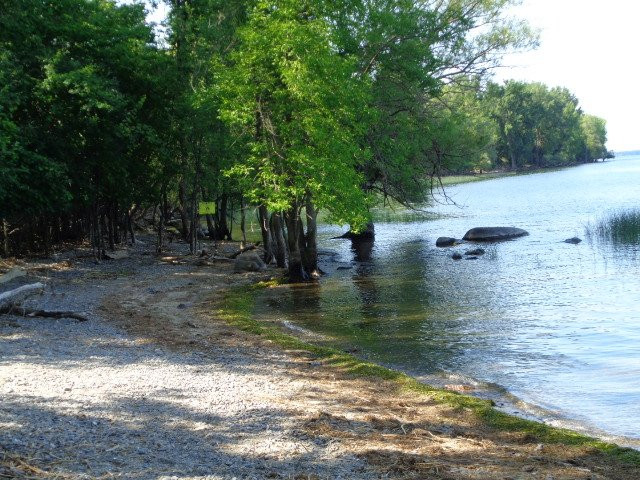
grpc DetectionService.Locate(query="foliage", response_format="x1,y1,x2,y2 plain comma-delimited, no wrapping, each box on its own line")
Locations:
219,0,372,228
0,0,612,258
483,80,608,170
0,0,165,222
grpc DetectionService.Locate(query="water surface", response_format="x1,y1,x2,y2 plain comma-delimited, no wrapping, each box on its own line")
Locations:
256,156,640,443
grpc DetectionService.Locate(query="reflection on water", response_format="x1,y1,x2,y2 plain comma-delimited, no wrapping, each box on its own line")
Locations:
255,155,640,442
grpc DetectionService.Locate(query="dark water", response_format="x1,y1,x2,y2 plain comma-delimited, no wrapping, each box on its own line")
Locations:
255,156,640,444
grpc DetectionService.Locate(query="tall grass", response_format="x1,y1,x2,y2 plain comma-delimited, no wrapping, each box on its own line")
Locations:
585,208,640,245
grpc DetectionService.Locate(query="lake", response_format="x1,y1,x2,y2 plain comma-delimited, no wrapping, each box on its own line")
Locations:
255,155,640,446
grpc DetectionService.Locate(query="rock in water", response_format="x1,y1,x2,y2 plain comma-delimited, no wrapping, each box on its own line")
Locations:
436,237,457,247
234,252,267,273
463,227,528,241
336,222,375,240
451,252,463,260
465,248,485,256
564,237,582,244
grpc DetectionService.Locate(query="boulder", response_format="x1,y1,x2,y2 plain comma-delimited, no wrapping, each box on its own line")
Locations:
234,252,267,273
463,227,529,242
564,237,582,244
451,252,463,260
103,250,129,260
465,248,485,256
436,237,458,247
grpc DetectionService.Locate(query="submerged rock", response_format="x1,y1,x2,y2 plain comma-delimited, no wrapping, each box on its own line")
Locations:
436,236,458,247
465,248,485,256
451,252,463,260
564,237,582,244
463,227,529,242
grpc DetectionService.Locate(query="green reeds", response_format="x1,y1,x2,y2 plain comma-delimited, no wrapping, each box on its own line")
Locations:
585,208,640,245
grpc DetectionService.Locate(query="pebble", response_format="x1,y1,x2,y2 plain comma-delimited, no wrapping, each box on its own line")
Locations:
0,258,372,479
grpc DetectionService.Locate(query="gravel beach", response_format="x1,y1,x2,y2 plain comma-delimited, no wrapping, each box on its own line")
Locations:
1,239,639,479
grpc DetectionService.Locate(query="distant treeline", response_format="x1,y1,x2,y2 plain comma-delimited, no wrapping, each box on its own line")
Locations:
438,80,612,174
0,0,610,280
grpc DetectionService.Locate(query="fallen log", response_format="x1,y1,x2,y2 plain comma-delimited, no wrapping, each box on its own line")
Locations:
0,306,89,322
0,268,27,285
0,283,44,310
228,244,257,259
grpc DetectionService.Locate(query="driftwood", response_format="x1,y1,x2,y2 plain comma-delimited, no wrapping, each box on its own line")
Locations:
0,283,45,310
0,306,89,322
0,282,88,322
0,268,27,285
228,244,257,259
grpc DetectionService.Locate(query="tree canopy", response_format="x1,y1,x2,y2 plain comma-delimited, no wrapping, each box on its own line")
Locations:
0,0,612,279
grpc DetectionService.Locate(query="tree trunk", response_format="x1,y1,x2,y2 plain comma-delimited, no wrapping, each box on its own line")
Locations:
270,212,287,268
2,218,9,258
156,187,167,254
178,179,190,240
303,196,320,277
106,206,115,251
215,194,231,240
189,185,197,255
258,205,274,265
240,196,247,248
205,214,215,238
127,207,136,245
284,205,307,282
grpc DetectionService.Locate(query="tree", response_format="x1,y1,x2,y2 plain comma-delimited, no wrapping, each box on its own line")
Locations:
220,0,371,280
320,0,537,205
580,114,608,162
485,81,585,169
0,0,167,255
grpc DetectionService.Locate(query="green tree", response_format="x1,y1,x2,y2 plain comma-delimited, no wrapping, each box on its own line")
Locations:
321,0,537,205
220,0,371,280
580,114,608,162
0,0,167,254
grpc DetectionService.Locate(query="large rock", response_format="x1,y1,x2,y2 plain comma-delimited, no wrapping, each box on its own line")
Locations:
463,227,529,242
436,237,457,247
234,252,267,273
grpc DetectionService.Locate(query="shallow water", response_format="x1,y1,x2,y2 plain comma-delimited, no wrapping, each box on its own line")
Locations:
255,155,640,443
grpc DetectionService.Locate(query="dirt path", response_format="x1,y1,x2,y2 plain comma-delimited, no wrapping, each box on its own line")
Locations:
1,240,638,479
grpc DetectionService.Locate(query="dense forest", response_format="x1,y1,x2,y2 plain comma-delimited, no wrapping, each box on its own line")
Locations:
0,0,611,280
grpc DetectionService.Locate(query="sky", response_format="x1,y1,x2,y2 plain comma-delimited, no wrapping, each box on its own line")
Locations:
495,0,640,152
137,0,638,152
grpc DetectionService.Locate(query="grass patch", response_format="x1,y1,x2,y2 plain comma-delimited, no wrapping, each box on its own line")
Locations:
218,282,640,466
439,172,515,186
585,209,640,245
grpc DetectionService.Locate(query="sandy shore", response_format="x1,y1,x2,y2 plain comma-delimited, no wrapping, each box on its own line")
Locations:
1,239,639,479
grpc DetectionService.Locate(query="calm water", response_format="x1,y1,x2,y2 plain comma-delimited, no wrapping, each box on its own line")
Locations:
255,156,640,443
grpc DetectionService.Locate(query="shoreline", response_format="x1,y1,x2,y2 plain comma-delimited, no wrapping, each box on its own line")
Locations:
221,281,640,464
2,240,639,478
255,270,640,453
440,160,611,187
